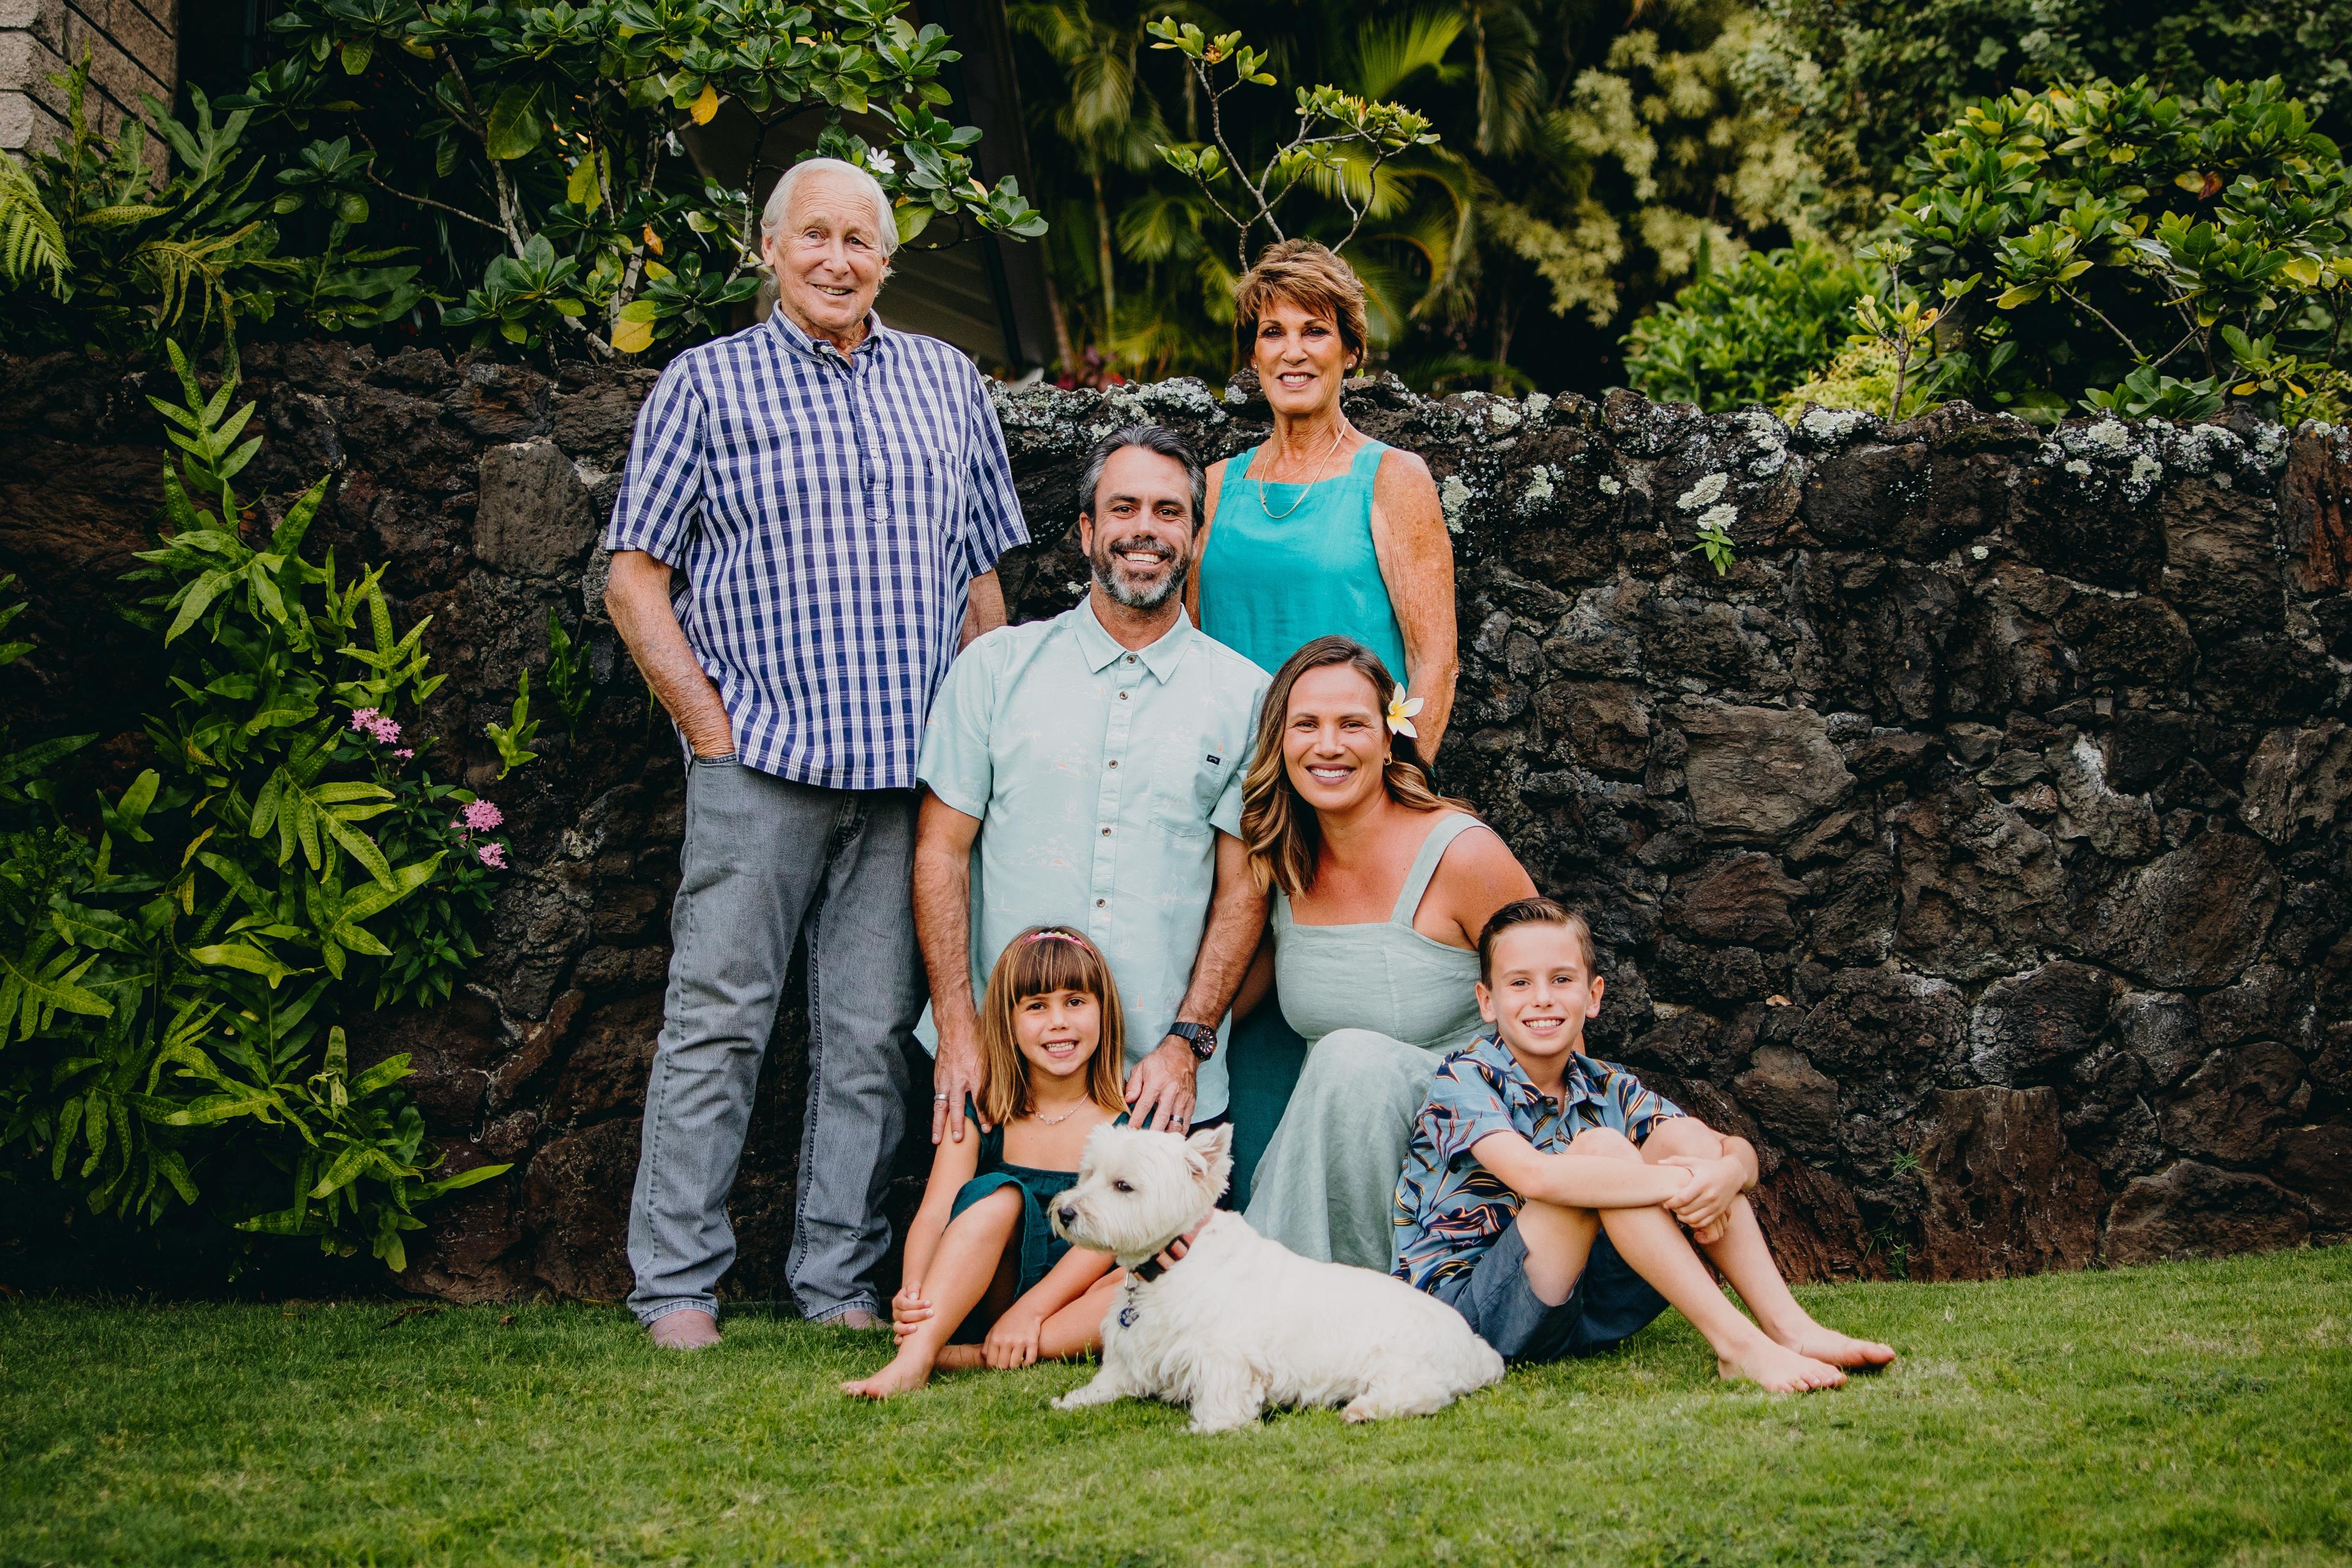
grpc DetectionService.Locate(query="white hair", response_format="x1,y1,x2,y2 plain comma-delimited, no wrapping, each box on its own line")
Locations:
760,157,899,257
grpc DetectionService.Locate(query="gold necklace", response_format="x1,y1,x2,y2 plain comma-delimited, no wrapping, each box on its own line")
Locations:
1255,420,1350,521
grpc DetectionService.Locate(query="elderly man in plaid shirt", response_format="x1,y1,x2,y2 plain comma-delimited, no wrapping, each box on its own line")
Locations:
604,157,1029,1347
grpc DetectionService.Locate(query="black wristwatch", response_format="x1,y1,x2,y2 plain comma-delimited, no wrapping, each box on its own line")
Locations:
1169,1022,1218,1061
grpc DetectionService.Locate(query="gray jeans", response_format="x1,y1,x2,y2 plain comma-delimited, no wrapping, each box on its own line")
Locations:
627,756,922,1326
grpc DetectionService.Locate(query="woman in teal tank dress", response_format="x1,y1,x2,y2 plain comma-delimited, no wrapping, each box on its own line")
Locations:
1190,239,1461,1208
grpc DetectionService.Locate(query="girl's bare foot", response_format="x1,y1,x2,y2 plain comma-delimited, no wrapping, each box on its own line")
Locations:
1719,1339,1846,1393
1779,1326,1896,1369
840,1355,935,1398
932,1344,985,1372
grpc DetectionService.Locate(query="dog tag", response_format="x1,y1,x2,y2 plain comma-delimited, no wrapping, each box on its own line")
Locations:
1118,1305,1139,1329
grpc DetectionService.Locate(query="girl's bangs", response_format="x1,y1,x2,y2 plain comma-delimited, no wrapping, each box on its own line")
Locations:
1000,930,1106,1002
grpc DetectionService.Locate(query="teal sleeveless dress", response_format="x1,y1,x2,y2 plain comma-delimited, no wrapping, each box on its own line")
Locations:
1197,439,1410,686
948,1102,1126,1322
1197,438,1412,1208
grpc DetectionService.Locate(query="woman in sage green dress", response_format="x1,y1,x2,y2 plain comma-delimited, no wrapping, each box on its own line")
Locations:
1236,637,1536,1270
1189,239,1460,1209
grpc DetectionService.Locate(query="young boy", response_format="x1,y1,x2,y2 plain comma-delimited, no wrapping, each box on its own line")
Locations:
1392,896,1894,1391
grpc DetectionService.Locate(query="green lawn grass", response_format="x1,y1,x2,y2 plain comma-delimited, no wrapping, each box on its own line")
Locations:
4,1248,2350,1567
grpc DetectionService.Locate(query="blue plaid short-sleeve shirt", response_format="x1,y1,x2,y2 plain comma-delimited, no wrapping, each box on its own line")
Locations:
603,310,1029,789
1392,1036,1683,1292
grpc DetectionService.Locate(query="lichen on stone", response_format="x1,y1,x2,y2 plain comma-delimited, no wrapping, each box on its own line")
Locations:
1520,466,1556,511
1678,472,1730,511
1439,473,1474,533
1597,474,1624,496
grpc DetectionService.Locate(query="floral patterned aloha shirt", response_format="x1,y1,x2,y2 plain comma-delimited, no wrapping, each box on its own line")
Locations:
1392,1034,1683,1293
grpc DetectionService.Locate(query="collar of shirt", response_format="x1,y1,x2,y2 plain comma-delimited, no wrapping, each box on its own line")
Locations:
1069,597,1199,683
763,306,892,366
1469,1034,1611,1122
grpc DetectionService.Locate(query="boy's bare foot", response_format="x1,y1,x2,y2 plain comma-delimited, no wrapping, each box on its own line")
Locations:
1719,1340,1845,1393
932,1344,986,1372
840,1355,934,1398
1779,1327,1896,1369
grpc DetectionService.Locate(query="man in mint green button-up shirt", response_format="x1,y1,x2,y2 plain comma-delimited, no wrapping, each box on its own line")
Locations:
913,427,1272,1142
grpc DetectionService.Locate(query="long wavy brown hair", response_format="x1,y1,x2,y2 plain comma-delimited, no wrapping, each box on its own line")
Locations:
976,925,1128,1126
1241,636,1474,897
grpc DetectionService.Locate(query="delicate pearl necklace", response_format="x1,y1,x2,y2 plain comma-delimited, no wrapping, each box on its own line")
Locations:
1030,1103,1087,1126
1254,418,1351,521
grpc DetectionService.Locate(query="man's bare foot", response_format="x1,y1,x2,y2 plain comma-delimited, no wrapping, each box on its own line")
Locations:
827,1308,883,1330
1779,1327,1896,1369
932,1344,986,1371
840,1355,934,1398
1719,1339,1845,1393
647,1311,720,1351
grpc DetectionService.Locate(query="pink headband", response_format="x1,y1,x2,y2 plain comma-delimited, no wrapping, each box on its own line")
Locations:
1023,930,1085,946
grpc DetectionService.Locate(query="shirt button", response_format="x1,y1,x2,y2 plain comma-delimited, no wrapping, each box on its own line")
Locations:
1125,654,1136,664
1118,691,1129,701
1107,760,1118,769
1101,826,1111,836
1095,899,1106,908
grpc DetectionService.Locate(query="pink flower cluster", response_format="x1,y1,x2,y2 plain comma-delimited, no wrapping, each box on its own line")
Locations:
349,707,403,746
451,796,511,872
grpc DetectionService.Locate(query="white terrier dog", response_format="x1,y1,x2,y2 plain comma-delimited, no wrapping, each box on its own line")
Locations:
1049,1123,1504,1434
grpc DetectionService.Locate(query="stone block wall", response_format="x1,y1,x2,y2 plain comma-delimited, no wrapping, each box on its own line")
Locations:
2,342,2347,1302
1,0,176,160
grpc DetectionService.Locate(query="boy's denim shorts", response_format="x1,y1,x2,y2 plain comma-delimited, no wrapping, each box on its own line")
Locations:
1430,1221,1668,1362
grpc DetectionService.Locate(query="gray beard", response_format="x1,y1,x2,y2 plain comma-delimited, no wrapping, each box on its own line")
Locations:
1091,539,1189,610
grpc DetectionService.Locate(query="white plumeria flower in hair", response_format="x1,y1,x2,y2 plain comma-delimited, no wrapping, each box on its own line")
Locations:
1386,685,1423,739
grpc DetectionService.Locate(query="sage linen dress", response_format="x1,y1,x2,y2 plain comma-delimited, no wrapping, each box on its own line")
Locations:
1241,812,1489,1270
1197,439,1412,1207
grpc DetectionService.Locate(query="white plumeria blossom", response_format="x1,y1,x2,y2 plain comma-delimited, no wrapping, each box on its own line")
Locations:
1678,472,1729,511
1386,685,1424,739
865,149,897,176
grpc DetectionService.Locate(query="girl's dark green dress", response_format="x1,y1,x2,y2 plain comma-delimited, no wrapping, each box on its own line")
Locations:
947,1104,1126,1319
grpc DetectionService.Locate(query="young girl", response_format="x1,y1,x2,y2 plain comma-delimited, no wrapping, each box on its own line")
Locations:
842,926,1131,1398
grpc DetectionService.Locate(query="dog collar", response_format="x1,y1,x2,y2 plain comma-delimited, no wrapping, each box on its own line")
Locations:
1126,1212,1213,1284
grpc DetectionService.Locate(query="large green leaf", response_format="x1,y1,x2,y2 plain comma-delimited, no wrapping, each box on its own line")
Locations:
484,83,548,160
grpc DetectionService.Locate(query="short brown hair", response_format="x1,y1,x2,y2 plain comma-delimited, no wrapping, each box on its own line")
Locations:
1477,897,1597,984
1234,239,1369,368
976,925,1128,1126
1240,635,1473,898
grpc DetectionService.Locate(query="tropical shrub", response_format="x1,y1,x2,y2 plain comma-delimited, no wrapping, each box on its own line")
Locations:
1888,75,2352,422
1624,240,1871,410
227,0,1044,358
0,347,518,1267
1625,75,2352,424
0,63,424,355
1,0,1044,360
1760,0,2352,203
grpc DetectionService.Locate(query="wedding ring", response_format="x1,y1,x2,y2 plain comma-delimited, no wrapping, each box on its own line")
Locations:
932,1092,949,1101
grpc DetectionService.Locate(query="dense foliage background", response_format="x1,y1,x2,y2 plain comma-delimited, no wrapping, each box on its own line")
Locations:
1,0,2346,402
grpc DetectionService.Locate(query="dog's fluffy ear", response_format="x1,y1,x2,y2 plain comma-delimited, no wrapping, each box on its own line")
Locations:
1185,1123,1235,1199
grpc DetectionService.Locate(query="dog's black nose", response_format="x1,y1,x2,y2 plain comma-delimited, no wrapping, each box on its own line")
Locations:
1057,1205,1077,1225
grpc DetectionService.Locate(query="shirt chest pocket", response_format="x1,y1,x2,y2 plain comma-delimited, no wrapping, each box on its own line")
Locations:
1149,746,1239,839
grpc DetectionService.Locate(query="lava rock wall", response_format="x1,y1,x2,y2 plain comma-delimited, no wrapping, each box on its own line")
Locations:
4,343,2347,1300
